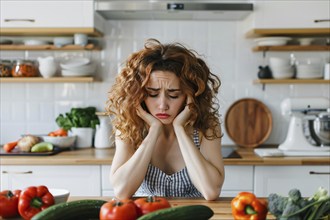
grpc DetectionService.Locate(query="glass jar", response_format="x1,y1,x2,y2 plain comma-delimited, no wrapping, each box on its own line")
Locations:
0,60,12,77
12,59,39,77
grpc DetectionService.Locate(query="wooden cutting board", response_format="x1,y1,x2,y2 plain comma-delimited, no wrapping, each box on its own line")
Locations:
225,98,273,148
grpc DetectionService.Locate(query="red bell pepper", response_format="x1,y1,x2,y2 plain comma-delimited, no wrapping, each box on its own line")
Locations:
0,189,21,218
18,185,55,220
231,192,268,220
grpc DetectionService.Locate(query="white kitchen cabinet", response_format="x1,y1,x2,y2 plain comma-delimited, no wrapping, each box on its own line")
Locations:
0,165,102,196
220,165,254,197
101,165,114,197
1,0,92,28
0,0,104,33
254,165,330,197
244,1,330,29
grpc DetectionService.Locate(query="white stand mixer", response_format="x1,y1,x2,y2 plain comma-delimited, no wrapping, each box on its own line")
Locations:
255,97,330,157
278,97,330,152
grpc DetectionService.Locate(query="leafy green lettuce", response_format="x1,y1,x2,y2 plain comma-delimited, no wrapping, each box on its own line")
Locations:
56,107,100,130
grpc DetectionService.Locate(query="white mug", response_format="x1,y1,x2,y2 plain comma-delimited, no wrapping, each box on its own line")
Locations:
74,33,88,46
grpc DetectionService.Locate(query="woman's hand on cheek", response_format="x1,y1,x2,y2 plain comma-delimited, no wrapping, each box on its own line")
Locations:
136,105,162,128
173,96,193,127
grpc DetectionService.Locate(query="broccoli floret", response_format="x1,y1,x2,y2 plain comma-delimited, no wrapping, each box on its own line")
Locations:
268,189,306,219
288,189,302,204
280,201,302,220
270,188,330,220
268,193,289,218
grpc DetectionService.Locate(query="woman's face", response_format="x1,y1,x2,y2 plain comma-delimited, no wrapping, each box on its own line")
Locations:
144,70,187,124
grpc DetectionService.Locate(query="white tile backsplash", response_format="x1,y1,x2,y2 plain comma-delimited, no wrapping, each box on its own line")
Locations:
0,20,329,145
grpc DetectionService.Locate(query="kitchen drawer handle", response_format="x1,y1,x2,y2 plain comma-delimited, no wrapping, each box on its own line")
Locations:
2,171,33,174
314,19,330,23
309,171,330,175
4,19,35,23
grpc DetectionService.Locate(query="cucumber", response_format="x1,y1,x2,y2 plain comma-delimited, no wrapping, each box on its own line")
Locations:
137,205,214,220
31,199,107,220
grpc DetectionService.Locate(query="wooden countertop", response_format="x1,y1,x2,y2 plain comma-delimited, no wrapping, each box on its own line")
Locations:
1,146,329,166
68,197,275,220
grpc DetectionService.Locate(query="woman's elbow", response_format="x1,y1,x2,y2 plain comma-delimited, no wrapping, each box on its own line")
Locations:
202,186,221,201
203,191,220,201
113,187,134,200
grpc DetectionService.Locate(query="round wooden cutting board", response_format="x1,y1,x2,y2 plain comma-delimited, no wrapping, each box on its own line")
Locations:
225,98,273,148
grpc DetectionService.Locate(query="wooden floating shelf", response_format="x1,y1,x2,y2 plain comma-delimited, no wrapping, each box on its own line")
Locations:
0,28,103,37
246,28,330,38
253,79,330,84
0,44,101,51
253,45,330,52
0,77,95,83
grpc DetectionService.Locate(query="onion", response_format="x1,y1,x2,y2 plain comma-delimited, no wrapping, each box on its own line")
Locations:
17,135,40,152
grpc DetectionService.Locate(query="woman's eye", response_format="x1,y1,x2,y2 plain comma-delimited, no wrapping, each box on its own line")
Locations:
148,94,158,97
169,95,179,99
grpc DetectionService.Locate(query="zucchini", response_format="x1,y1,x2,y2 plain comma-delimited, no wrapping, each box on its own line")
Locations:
137,205,214,220
31,199,107,220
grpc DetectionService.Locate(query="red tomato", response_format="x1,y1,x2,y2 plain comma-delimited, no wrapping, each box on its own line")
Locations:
0,190,21,218
99,199,138,220
134,196,171,216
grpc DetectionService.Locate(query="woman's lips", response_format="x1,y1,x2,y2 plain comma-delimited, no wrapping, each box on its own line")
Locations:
156,113,170,119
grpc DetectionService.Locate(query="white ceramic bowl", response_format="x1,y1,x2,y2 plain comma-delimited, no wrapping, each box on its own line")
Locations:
296,67,323,79
41,136,76,149
296,74,323,79
61,69,94,77
269,57,291,67
24,39,50,46
49,188,70,204
60,57,90,69
296,58,323,65
254,37,292,46
298,38,314,45
54,37,74,47
270,65,294,71
272,72,294,79
271,66,295,79
62,62,96,74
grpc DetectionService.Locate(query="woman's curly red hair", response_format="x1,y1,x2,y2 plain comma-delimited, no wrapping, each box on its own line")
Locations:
106,39,221,147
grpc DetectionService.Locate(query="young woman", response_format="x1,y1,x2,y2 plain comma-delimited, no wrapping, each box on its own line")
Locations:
106,39,224,201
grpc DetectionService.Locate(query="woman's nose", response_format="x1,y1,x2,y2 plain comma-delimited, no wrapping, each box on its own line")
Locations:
158,95,169,110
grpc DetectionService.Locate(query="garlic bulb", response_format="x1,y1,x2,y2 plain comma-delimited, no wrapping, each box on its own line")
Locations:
17,135,40,152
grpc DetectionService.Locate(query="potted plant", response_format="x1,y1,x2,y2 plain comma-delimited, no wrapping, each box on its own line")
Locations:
55,107,99,148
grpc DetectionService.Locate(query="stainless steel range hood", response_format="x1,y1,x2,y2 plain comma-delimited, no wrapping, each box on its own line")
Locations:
95,1,253,21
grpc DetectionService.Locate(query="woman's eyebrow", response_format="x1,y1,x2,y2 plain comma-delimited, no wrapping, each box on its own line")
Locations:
146,87,160,91
168,89,181,92
146,87,181,92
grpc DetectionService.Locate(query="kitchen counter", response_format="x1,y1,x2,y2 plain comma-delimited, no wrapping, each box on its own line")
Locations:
68,197,276,220
1,145,329,165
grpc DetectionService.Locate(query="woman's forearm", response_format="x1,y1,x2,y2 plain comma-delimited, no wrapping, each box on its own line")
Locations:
111,126,161,199
173,126,224,200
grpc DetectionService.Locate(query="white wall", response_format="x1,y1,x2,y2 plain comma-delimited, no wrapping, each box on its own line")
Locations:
1,20,329,145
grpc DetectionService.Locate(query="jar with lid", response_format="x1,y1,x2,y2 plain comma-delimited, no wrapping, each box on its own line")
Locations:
12,59,39,77
0,60,12,77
